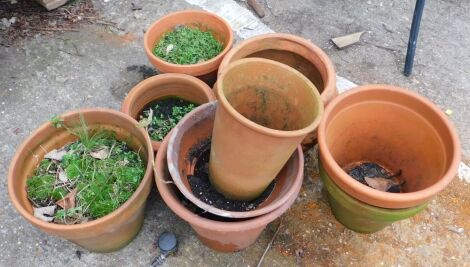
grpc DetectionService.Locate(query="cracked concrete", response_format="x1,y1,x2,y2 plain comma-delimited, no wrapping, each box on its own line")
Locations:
0,0,468,266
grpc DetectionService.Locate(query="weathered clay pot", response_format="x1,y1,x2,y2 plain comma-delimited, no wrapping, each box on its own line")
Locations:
167,102,304,218
121,73,216,151
156,137,302,252
144,10,234,86
211,58,323,200
318,84,461,209
319,162,428,233
218,33,337,150
8,109,154,252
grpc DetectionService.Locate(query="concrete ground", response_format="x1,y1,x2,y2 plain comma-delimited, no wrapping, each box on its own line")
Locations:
0,0,468,266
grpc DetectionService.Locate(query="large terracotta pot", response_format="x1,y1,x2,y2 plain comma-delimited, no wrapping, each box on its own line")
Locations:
318,85,461,210
144,10,234,86
218,33,337,150
155,137,302,252
167,102,304,218
319,162,427,233
121,73,216,151
211,58,323,200
8,109,154,252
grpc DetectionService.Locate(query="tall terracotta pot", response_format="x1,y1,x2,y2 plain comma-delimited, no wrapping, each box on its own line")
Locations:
144,10,234,86
8,109,154,252
211,58,323,200
121,73,216,151
218,33,337,150
166,102,304,218
317,85,460,231
155,137,302,252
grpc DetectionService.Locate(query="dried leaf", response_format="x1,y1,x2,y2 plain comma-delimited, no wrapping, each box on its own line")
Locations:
58,169,68,182
90,147,109,160
137,109,153,128
44,148,67,161
33,205,56,222
56,189,77,210
364,177,401,192
166,44,174,54
331,31,365,49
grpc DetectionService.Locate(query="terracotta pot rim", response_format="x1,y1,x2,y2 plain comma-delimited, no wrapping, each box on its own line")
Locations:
8,108,154,231
216,58,324,138
167,102,304,218
121,73,216,150
317,84,461,208
218,32,337,103
155,137,303,231
143,10,234,73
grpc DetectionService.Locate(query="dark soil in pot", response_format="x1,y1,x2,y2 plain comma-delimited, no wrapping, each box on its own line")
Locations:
139,97,197,141
343,161,404,193
187,139,275,212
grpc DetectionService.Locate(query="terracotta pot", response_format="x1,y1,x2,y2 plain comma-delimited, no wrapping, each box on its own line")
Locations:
318,84,461,209
319,162,427,233
167,102,304,218
211,58,323,200
156,137,302,252
8,108,154,252
218,33,337,150
121,73,216,151
144,10,234,86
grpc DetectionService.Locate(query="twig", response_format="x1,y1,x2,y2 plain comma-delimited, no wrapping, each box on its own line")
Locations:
257,219,283,267
26,27,79,32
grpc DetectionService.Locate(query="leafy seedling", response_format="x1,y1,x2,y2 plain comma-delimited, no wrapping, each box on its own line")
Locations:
153,25,223,65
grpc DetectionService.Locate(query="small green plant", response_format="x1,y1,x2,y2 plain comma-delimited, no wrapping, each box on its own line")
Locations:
153,25,223,65
139,98,196,141
26,115,145,224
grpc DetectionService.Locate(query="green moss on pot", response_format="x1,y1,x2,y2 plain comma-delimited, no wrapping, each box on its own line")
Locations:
319,161,427,233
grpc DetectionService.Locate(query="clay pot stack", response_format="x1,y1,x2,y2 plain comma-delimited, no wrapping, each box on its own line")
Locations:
157,58,324,251
145,11,328,252
317,85,460,233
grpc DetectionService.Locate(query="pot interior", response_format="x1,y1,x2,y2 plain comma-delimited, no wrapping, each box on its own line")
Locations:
247,49,325,93
146,12,232,52
324,91,454,193
10,111,150,216
220,59,321,131
128,79,211,119
169,102,301,217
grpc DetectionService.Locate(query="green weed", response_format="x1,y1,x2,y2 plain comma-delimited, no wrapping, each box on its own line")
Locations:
26,115,145,224
153,25,223,65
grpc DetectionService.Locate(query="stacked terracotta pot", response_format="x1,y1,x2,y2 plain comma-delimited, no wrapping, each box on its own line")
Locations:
143,10,337,252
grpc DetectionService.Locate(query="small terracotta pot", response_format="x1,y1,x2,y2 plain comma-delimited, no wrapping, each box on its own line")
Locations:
8,109,154,252
121,73,216,151
318,85,461,209
167,102,304,218
319,162,427,233
211,58,323,200
156,137,302,252
218,33,338,150
144,10,234,85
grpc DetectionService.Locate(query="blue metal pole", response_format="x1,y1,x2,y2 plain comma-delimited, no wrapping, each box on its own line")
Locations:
404,0,426,76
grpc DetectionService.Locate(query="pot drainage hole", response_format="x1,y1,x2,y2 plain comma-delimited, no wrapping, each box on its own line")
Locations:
187,139,275,212
343,162,404,193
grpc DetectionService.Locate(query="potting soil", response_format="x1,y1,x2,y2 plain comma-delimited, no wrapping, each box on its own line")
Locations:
344,162,403,193
187,139,275,211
